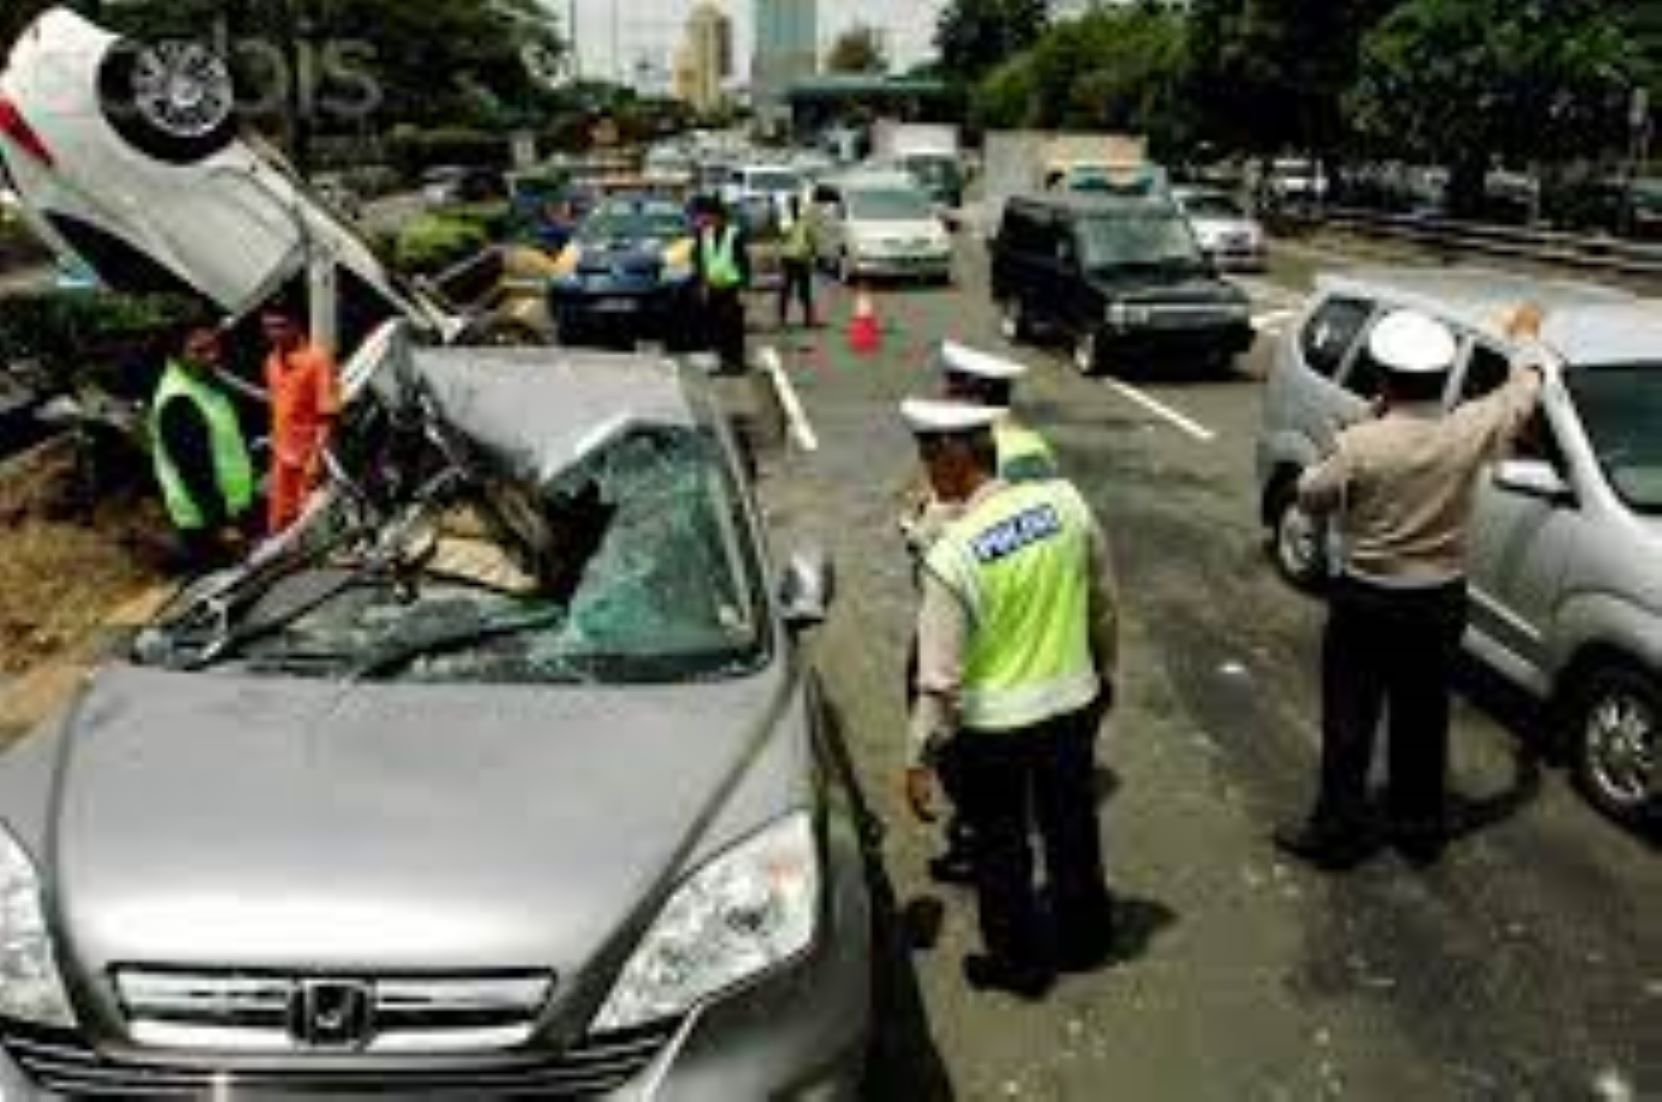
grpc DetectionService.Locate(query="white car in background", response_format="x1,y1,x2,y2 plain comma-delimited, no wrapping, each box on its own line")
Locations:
1174,186,1266,271
0,5,430,341
721,163,806,221
808,170,953,285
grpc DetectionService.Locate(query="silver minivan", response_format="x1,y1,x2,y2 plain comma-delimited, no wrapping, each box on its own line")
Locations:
1257,266,1662,826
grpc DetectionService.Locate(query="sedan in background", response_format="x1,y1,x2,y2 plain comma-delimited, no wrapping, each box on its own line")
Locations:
548,194,699,348
1174,186,1266,271
810,172,954,285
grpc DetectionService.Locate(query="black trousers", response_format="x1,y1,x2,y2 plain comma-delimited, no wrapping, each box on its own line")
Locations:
955,706,1112,968
1316,576,1468,838
777,259,815,327
704,287,747,372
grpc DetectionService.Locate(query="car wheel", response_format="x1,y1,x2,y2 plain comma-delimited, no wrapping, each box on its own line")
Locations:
1569,665,1660,826
998,298,1029,343
1073,328,1102,376
1268,478,1326,589
98,37,238,165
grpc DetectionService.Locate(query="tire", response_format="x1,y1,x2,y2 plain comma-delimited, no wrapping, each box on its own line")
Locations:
98,38,238,165
998,298,1029,344
1267,477,1326,590
1073,327,1102,377
1567,665,1660,827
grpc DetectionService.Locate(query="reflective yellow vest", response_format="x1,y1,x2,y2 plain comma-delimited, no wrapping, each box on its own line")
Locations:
994,417,1059,483
150,362,255,531
925,480,1100,732
702,225,742,289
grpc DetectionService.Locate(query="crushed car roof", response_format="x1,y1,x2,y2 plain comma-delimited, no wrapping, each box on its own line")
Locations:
385,345,701,489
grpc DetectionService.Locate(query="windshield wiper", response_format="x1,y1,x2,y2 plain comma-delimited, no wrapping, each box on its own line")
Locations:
350,605,571,681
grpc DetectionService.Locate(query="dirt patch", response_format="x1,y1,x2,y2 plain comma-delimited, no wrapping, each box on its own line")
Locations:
0,438,171,676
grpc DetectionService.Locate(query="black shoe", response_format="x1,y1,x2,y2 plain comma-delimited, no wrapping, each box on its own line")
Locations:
962,954,1052,1001
1273,821,1378,871
927,846,975,887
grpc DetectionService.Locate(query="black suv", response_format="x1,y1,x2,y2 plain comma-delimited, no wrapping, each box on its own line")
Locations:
990,193,1254,375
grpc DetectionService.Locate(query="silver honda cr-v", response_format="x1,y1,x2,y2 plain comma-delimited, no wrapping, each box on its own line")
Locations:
0,346,872,1099
1257,266,1662,827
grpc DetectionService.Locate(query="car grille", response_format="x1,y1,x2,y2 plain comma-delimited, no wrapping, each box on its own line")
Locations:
1144,303,1244,329
115,970,555,1054
0,1018,680,1098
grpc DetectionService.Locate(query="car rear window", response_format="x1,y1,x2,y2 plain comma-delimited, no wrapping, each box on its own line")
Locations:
1301,296,1373,378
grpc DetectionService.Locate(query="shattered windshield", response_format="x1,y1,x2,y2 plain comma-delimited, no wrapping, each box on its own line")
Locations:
136,421,765,685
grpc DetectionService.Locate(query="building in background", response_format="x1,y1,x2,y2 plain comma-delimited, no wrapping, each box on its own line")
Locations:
753,0,817,135
674,1,734,115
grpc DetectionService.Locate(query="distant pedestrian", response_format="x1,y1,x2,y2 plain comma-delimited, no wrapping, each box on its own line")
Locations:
261,306,341,536
903,398,1120,1000
899,342,1061,888
777,194,818,329
692,198,751,373
1276,304,1551,870
150,322,256,572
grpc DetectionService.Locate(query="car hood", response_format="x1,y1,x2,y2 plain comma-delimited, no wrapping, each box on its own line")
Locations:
1087,269,1245,304
851,218,944,244
48,663,788,977
574,238,675,274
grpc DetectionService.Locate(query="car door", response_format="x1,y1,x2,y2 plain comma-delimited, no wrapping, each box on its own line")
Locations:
1021,211,1066,328
1463,345,1582,681
1053,218,1099,342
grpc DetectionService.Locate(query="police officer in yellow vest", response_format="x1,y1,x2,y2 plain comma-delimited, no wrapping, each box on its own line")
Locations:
777,194,818,330
692,198,751,373
902,398,1120,999
900,342,1061,887
150,323,256,571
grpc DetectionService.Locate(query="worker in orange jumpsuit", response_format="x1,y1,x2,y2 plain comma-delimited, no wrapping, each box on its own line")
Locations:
260,307,341,535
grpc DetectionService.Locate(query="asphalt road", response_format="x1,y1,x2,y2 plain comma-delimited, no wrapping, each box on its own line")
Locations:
742,243,1659,1100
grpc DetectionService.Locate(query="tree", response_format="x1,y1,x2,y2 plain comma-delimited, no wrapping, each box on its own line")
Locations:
825,23,888,75
970,8,1193,154
1351,0,1641,215
936,0,1049,85
1184,0,1395,162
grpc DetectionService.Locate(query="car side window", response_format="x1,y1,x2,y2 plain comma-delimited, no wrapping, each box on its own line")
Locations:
1301,296,1373,379
1460,343,1512,402
1342,336,1390,401
1512,408,1568,472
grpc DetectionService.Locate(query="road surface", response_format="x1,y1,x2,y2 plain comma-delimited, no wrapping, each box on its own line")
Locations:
743,241,1659,1100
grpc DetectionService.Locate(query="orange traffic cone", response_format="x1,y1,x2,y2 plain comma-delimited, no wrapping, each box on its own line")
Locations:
847,284,881,356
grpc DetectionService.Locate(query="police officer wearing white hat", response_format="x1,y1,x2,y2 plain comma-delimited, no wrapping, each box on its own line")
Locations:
901,397,1120,998
939,341,1059,482
900,343,1062,886
1276,304,1553,870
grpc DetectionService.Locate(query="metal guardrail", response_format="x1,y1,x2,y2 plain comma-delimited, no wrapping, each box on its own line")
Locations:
1289,207,1662,280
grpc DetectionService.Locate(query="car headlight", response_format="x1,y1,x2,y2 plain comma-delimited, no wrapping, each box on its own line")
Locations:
0,827,74,1028
1107,301,1151,328
592,812,820,1034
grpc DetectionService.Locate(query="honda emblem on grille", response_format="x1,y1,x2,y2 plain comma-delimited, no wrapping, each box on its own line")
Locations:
289,979,374,1049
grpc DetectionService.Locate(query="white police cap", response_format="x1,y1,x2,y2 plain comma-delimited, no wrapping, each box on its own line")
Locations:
900,398,1003,437
1368,310,1458,375
940,340,1027,382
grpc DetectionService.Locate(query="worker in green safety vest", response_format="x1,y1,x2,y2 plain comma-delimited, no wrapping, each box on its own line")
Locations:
692,198,751,373
898,341,1061,887
901,397,1120,1000
149,323,256,571
777,194,818,330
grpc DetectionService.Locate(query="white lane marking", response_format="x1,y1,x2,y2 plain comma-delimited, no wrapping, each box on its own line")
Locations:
759,346,820,453
1102,379,1216,443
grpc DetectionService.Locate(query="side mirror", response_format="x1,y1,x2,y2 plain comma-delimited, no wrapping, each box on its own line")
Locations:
778,549,835,631
1494,459,1575,505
